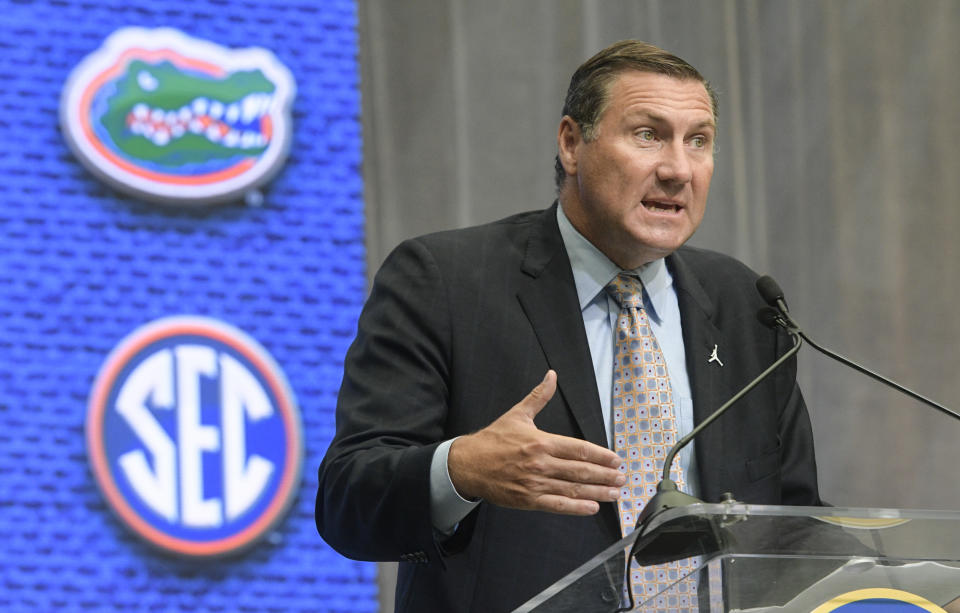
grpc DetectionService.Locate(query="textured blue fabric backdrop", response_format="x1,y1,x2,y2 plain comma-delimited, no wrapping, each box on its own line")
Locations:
0,1,373,610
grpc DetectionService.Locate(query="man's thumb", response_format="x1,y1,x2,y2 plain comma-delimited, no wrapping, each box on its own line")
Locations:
515,370,557,420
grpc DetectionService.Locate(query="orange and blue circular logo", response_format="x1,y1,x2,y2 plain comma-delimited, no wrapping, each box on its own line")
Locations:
61,27,295,205
86,316,303,557
812,588,948,612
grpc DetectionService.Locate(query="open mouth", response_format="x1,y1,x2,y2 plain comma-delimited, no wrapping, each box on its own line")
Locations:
642,200,682,213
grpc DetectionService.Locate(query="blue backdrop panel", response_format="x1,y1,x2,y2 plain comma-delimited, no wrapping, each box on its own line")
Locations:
0,1,372,611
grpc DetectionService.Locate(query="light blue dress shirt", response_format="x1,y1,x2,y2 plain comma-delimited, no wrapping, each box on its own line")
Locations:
555,205,699,497
429,205,700,534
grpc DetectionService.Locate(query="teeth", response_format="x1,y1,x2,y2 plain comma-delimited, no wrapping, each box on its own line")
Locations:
192,97,209,116
223,130,240,148
205,125,223,142
240,130,266,149
128,95,273,148
645,201,676,211
241,94,263,123
225,102,240,124
152,130,170,146
240,131,258,149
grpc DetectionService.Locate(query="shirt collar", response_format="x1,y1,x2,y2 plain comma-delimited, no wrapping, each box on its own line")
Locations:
556,203,672,322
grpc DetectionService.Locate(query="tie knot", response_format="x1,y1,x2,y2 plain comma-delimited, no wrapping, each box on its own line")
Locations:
604,273,644,309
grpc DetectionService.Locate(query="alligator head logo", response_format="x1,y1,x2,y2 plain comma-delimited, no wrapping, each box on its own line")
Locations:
61,27,296,205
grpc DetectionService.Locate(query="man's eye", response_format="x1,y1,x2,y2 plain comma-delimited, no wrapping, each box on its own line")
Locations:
636,129,655,141
690,136,706,148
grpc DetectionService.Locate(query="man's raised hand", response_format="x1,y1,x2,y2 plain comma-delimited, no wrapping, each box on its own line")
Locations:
447,370,624,515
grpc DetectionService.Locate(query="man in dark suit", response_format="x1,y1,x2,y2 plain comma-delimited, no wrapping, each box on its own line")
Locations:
316,40,821,612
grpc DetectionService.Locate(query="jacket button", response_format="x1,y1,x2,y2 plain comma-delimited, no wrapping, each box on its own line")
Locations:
600,586,618,603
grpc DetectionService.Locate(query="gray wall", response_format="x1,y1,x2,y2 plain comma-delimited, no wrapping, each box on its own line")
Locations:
359,0,960,608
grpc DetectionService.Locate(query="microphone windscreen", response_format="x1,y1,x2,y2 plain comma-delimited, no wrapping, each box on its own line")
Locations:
756,275,785,307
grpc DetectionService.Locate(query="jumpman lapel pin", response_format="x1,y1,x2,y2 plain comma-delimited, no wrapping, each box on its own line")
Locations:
708,344,723,367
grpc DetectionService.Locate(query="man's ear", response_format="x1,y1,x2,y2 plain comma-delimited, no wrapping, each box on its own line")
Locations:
557,116,582,179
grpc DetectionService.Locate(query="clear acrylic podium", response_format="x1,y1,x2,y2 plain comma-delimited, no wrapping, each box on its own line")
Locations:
513,502,960,612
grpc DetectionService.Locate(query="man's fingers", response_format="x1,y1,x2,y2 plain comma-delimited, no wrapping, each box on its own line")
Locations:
500,471,622,515
534,495,601,516
547,434,623,470
511,370,558,420
527,480,622,515
539,455,626,488
536,478,622,505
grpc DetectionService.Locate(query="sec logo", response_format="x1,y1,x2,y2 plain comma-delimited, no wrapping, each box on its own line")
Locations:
86,316,303,557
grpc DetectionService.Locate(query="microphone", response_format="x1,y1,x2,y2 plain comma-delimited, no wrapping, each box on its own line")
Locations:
627,300,803,568
755,275,787,312
755,275,960,423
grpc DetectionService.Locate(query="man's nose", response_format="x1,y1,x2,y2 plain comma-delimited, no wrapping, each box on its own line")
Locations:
655,141,693,184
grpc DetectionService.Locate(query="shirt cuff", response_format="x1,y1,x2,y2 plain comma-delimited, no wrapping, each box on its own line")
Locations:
430,438,481,536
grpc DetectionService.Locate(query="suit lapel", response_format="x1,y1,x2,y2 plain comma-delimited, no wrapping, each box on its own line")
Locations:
668,251,727,498
515,205,608,449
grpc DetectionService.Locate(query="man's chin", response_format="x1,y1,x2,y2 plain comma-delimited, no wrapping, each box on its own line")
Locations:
629,230,696,262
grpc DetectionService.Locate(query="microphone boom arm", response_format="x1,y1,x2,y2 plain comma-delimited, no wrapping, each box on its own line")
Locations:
796,327,960,422
633,322,804,533
660,330,803,483
767,286,959,423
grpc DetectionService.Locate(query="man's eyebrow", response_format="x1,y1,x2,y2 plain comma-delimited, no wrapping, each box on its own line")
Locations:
623,111,716,131
624,110,665,123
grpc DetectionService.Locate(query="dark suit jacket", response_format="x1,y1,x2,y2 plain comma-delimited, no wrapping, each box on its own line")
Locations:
316,204,821,613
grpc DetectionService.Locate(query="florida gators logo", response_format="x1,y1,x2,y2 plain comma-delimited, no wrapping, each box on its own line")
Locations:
86,316,303,557
61,27,295,205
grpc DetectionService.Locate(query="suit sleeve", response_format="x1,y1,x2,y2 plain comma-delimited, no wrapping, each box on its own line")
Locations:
315,238,454,561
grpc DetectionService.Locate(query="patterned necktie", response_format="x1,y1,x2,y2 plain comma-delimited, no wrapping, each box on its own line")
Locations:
605,273,697,611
